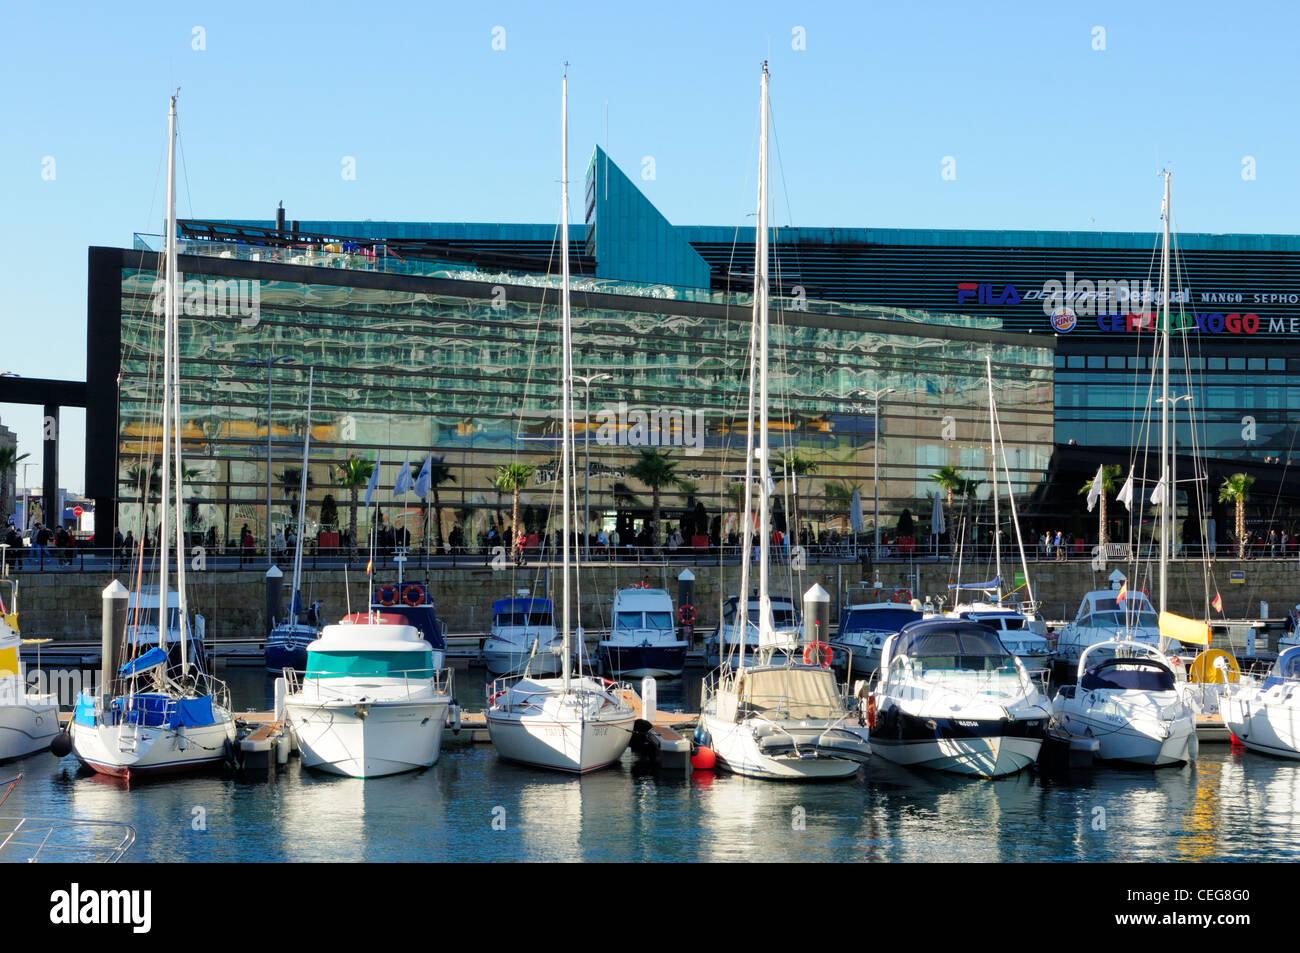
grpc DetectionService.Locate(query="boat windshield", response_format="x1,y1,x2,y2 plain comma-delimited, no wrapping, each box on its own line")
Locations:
307,649,434,679
615,611,675,631
843,607,922,633
894,624,1018,675
1087,610,1158,629
1081,661,1174,692
495,611,552,627
724,600,799,629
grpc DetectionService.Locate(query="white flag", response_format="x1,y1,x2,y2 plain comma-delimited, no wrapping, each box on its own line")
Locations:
1116,469,1135,511
1086,465,1104,512
1150,474,1168,507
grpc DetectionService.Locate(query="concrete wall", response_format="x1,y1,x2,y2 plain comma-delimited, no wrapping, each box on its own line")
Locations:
12,557,1297,642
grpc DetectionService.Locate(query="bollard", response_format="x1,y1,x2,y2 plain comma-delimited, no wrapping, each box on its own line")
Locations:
265,565,283,635
274,676,287,723
802,583,830,646
100,580,130,700
641,676,657,724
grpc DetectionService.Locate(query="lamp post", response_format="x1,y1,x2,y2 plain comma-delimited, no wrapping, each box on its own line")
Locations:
574,371,611,560
854,387,894,559
21,461,35,534
246,356,296,565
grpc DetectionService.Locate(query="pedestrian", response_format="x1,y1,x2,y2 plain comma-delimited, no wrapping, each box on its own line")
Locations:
1054,529,1064,561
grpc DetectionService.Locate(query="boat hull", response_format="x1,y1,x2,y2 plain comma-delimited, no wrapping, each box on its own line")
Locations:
0,701,60,761
1222,693,1300,759
287,698,449,778
482,643,566,677
870,709,1044,778
698,714,865,780
599,643,687,679
1053,709,1196,766
69,717,236,781
486,708,634,773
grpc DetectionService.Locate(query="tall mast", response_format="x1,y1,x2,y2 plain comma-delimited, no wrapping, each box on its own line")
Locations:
1159,172,1171,617
158,92,177,650
291,369,314,623
986,355,1002,601
756,61,771,647
560,66,573,693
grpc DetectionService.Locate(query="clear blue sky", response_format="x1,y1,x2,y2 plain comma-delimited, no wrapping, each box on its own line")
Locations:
3,1,1299,493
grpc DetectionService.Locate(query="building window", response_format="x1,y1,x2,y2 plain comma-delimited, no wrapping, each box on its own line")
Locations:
1208,357,1226,370
1106,356,1125,369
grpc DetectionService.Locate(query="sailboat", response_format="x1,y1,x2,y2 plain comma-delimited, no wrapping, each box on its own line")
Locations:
68,93,237,780
0,581,59,761
484,67,636,774
945,356,1050,681
1220,645,1300,759
1049,172,1201,766
695,63,871,780
265,369,323,673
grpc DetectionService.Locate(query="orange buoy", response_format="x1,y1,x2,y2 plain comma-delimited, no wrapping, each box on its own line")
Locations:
690,746,717,771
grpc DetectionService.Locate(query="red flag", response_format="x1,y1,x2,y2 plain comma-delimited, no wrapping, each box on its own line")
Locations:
1211,591,1223,614
1116,582,1127,605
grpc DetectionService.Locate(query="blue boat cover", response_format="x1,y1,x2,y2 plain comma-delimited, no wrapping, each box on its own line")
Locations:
493,597,553,615
1263,645,1300,689
173,695,217,727
119,647,169,676
73,691,96,726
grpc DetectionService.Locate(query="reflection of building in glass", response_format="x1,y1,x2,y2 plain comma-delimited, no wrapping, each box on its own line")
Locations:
90,244,1052,550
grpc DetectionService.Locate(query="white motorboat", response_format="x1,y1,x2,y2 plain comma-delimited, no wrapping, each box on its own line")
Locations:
1220,645,1300,759
1050,639,1196,766
948,601,1051,682
484,69,635,774
0,582,58,762
483,592,568,676
695,64,870,782
830,589,925,677
599,585,687,678
1054,587,1161,668
69,94,237,782
868,618,1051,778
284,618,452,777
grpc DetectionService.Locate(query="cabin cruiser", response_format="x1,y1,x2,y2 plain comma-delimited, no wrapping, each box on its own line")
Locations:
369,582,447,668
1050,640,1196,766
947,604,1051,682
482,594,568,676
0,582,58,761
1054,588,1161,670
599,586,687,678
284,616,453,778
830,590,925,677
706,594,800,669
868,618,1050,777
1220,645,1300,759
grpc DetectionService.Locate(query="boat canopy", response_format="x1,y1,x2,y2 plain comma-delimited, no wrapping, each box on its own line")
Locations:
894,620,1012,661
118,647,169,676
736,667,841,720
493,598,553,616
1081,658,1175,693
1263,645,1300,689
840,605,923,634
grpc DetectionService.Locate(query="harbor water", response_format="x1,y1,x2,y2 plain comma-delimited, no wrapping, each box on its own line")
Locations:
4,663,1299,863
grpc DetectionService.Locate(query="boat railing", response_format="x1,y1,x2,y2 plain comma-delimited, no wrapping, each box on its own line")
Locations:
0,776,135,862
297,665,452,701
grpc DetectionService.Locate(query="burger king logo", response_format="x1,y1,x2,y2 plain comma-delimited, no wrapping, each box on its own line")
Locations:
1050,307,1078,333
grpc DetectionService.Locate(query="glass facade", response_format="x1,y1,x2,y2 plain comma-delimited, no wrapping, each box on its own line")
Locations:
110,250,1054,552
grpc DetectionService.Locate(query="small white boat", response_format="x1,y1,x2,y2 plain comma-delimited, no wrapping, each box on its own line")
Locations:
599,586,687,678
485,674,635,774
707,594,801,669
831,589,925,677
869,618,1051,778
284,618,452,778
1054,588,1161,669
1050,640,1196,767
1221,645,1300,759
0,582,59,762
482,593,568,676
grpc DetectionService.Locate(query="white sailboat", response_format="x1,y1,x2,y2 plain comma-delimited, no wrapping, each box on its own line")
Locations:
0,582,59,761
484,68,636,774
695,63,871,781
68,93,237,781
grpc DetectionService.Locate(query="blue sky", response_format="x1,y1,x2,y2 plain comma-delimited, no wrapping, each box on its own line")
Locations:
3,1,1299,493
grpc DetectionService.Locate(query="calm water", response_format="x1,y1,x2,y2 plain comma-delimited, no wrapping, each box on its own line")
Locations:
4,664,1299,863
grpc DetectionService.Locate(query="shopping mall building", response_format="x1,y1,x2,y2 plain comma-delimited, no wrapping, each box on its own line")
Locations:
78,147,1300,552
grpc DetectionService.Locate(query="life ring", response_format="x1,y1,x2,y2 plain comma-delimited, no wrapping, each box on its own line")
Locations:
678,603,697,626
866,693,878,730
892,588,912,604
402,584,424,607
377,584,398,607
803,641,833,668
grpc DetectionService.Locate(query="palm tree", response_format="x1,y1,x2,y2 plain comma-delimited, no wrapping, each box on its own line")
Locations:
334,454,374,559
491,463,536,554
423,456,455,552
929,465,967,509
781,451,818,541
279,467,315,505
1079,464,1122,547
629,448,685,550
0,447,29,523
1218,473,1255,559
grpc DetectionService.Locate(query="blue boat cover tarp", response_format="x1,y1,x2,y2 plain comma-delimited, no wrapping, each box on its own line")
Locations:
73,692,96,726
493,598,553,615
119,647,169,676
173,695,216,727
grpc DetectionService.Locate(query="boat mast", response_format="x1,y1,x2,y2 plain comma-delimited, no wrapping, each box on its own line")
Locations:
986,355,1002,601
756,61,772,650
1159,172,1171,620
159,92,177,652
291,369,314,624
560,65,573,694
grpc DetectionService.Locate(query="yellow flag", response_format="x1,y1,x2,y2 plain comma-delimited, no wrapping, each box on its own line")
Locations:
1159,611,1211,646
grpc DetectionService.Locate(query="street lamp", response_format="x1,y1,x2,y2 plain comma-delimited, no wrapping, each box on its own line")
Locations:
246,356,296,564
854,387,895,559
574,372,611,560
